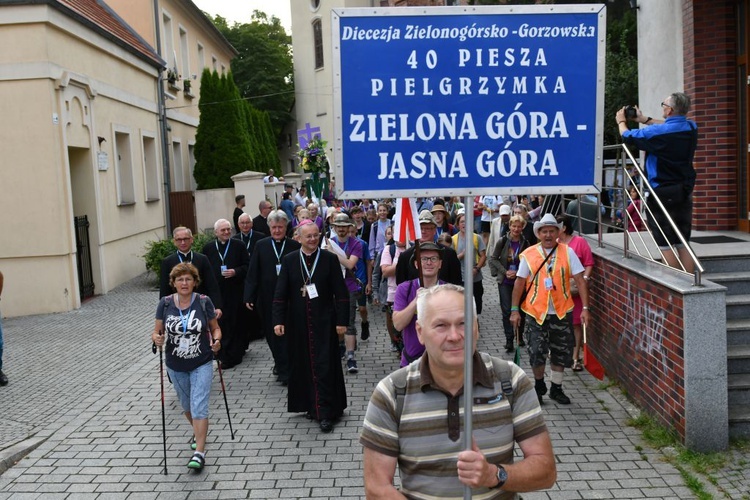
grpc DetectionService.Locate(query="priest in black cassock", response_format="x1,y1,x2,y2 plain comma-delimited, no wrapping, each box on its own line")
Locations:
159,226,223,314
233,213,266,347
244,210,300,384
203,219,249,369
273,220,349,433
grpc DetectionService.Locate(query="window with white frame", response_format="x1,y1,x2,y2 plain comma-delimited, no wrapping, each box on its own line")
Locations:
179,26,189,80
197,42,205,71
188,143,197,191
162,12,175,70
115,131,136,205
142,133,160,201
172,141,184,191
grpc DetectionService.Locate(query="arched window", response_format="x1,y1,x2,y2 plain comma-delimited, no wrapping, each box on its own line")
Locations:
313,18,324,69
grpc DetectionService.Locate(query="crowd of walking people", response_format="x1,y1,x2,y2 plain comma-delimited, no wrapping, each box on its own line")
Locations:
154,187,592,488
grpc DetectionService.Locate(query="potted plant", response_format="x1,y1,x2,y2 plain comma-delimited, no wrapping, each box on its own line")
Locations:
297,137,329,200
166,68,179,87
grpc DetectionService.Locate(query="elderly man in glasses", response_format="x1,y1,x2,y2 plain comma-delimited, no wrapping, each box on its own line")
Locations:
159,226,223,317
616,92,699,273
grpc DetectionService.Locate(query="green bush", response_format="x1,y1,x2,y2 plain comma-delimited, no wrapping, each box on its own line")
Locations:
143,232,216,277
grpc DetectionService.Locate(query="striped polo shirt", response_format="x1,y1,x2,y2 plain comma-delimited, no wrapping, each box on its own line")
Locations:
360,351,547,499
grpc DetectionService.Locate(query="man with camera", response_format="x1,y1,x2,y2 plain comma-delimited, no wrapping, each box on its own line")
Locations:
616,92,699,273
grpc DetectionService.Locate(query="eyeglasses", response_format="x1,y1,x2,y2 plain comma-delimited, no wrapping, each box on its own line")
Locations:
660,102,672,108
174,237,192,242
421,256,439,263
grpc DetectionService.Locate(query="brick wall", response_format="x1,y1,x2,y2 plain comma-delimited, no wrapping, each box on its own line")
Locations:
590,255,687,439
684,0,738,230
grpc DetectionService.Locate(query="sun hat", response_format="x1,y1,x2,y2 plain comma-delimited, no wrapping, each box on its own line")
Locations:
533,213,563,238
331,213,355,227
418,210,438,226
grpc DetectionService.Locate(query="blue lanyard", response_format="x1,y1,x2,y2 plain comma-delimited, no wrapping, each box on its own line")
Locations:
510,241,520,262
216,240,231,264
177,251,192,263
243,230,253,250
339,238,350,256
177,293,195,333
300,249,321,284
272,239,286,263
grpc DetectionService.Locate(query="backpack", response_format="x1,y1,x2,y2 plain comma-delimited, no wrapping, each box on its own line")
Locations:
389,353,514,426
452,233,481,264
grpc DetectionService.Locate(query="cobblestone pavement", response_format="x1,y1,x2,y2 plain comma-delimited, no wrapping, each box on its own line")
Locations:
0,272,748,499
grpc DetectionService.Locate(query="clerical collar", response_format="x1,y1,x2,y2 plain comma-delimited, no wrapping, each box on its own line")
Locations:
301,247,318,257
177,250,192,262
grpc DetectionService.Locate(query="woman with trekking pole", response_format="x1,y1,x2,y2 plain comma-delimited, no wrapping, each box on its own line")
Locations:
152,262,221,471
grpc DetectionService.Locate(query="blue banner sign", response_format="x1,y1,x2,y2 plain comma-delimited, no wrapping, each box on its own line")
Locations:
332,5,606,199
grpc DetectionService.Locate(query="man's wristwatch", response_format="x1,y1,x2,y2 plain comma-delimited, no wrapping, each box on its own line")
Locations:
492,464,508,489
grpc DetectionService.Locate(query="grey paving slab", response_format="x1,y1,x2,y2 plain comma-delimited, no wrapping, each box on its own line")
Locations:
0,272,747,499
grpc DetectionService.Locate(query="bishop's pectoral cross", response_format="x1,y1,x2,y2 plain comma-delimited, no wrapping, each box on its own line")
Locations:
301,284,307,297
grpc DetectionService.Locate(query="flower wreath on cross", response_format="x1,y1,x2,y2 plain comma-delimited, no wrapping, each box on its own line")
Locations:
297,137,329,175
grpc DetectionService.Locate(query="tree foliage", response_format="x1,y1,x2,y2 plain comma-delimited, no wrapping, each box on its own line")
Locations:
212,11,294,139
193,69,254,189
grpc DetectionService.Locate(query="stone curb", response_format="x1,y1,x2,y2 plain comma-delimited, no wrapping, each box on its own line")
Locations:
0,436,46,476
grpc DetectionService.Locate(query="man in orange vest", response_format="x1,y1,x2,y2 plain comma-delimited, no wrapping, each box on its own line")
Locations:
510,214,590,405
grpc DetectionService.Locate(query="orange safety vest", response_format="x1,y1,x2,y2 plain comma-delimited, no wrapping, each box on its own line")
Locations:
519,243,574,325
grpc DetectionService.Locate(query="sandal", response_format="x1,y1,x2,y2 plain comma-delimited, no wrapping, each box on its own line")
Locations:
187,452,205,470
189,436,197,450
572,359,583,372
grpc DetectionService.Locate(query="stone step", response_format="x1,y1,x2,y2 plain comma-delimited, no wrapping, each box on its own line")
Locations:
728,403,750,439
728,373,750,405
702,256,750,274
706,271,750,295
727,318,750,346
726,294,750,321
728,345,750,375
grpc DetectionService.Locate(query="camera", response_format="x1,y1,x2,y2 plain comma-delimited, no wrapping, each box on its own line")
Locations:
625,105,638,120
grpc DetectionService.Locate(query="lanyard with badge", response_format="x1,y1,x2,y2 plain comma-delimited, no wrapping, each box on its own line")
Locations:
543,248,557,291
273,239,286,275
299,249,320,298
177,293,194,351
243,230,253,251
215,240,231,273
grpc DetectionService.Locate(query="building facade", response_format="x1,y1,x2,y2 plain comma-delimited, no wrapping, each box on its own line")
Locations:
0,0,234,317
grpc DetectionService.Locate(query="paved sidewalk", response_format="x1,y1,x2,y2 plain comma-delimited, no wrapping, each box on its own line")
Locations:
0,272,746,499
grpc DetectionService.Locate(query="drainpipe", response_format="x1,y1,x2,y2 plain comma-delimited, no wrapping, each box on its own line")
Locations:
154,0,172,235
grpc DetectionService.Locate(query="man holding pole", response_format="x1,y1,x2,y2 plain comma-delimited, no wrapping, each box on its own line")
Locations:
361,284,556,498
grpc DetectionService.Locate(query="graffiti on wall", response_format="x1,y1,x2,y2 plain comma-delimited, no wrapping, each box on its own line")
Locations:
618,282,669,375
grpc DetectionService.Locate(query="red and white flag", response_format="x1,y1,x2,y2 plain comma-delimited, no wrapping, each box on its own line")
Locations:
393,198,421,244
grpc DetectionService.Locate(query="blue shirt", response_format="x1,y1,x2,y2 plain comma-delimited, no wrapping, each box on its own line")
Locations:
622,115,698,188
280,199,295,221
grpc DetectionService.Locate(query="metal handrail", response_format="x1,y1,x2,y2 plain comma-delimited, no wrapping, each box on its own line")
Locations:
592,144,704,286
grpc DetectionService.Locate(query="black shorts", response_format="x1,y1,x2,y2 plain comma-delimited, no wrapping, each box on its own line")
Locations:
481,221,492,233
648,195,692,248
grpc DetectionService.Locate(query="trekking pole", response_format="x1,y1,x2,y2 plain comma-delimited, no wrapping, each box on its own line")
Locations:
152,339,168,475
216,360,236,440
208,330,235,440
